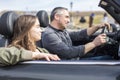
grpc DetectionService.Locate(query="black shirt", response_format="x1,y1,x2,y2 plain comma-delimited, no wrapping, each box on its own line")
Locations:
41,25,89,60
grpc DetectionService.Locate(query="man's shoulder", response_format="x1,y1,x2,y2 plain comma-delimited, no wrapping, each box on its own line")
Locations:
43,26,56,35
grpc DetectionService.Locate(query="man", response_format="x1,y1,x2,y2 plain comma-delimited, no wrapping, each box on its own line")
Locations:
41,7,111,60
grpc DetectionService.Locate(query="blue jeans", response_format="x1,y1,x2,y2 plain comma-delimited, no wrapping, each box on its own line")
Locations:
80,55,114,60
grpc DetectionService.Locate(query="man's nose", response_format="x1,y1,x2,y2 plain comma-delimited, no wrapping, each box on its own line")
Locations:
67,18,70,23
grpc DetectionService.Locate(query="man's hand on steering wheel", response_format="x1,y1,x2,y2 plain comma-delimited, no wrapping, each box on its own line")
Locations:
97,22,111,31
92,33,107,47
99,23,118,45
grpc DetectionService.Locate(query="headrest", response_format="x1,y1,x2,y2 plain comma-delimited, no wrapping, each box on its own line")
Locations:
0,11,19,38
36,10,49,28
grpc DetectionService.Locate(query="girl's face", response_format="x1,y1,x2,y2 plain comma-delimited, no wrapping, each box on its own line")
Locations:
29,18,42,41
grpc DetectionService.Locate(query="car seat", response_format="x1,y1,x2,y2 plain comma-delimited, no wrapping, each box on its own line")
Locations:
36,10,49,28
0,11,19,47
36,10,49,47
0,10,49,47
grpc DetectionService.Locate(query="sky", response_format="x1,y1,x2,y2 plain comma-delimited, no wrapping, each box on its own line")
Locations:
0,0,104,12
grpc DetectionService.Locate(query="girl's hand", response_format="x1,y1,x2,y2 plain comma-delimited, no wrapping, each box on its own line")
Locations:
32,52,60,61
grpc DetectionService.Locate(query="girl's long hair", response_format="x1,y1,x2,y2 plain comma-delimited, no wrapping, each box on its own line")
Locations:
10,15,38,51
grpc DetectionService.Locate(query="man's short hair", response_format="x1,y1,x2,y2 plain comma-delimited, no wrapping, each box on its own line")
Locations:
50,7,68,21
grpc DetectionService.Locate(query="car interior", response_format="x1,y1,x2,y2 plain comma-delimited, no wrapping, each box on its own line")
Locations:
0,5,120,61
0,0,120,80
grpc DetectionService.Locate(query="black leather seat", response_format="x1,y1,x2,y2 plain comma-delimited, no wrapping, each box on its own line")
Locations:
0,11,19,47
36,10,49,47
36,10,49,28
0,10,49,47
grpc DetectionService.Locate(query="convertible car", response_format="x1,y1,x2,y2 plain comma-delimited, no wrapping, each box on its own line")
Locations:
0,0,120,80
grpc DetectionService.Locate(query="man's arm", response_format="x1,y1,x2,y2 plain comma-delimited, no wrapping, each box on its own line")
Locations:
69,29,89,41
87,23,111,36
42,33,85,59
84,34,107,53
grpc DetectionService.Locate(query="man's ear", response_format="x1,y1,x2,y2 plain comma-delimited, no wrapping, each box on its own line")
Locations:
54,14,60,21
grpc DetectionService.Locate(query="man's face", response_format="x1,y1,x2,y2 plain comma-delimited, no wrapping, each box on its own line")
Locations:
56,10,70,29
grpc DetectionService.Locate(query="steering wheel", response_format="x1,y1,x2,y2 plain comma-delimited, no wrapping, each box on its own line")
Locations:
101,27,118,44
